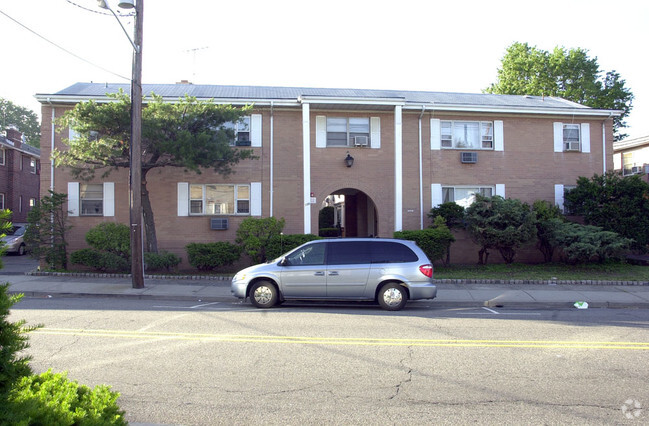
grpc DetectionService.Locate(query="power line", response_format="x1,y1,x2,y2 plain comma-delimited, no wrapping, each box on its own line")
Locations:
0,8,130,81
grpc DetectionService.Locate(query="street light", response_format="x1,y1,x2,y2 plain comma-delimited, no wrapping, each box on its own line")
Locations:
98,0,144,289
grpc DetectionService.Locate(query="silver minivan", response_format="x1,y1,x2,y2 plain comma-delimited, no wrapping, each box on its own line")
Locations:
231,238,436,311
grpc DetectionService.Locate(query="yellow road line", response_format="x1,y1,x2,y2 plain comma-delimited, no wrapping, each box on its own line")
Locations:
33,328,649,350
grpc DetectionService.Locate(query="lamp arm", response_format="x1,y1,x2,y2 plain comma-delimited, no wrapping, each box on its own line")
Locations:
106,6,139,52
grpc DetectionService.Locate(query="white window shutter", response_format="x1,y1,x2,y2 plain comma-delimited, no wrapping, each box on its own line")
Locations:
370,117,381,149
68,182,79,217
315,115,327,148
68,127,79,141
177,182,189,216
251,182,262,216
430,119,441,150
554,184,565,211
581,123,590,153
495,184,505,198
553,122,563,152
251,114,262,147
103,182,115,217
494,120,504,151
431,184,443,207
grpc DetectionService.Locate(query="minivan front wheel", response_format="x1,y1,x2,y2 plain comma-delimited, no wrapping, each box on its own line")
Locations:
250,281,278,308
378,283,408,311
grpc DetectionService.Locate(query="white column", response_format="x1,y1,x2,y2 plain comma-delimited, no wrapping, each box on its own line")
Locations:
302,103,311,234
394,105,403,232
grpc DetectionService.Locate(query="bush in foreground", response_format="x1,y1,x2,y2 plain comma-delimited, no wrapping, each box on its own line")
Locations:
186,242,241,270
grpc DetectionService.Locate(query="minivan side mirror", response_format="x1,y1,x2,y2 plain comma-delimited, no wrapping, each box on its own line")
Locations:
279,257,289,266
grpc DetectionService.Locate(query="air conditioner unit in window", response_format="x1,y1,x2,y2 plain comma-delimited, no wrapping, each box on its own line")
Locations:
353,136,369,146
631,166,642,174
210,218,229,230
460,152,478,164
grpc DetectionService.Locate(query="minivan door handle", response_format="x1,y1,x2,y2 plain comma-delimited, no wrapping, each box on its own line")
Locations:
328,271,339,276
314,271,325,276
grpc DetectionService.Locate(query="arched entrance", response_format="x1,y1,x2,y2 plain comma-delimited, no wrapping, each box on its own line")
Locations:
320,188,378,237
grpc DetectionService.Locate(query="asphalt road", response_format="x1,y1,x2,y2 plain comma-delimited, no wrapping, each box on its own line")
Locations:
10,296,649,425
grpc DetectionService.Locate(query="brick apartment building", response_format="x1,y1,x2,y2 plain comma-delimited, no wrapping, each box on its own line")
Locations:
0,126,41,223
37,82,619,264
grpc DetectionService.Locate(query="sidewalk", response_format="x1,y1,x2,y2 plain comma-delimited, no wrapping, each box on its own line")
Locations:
3,272,649,309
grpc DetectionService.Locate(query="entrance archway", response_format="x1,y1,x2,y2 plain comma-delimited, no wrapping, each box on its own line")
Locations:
320,188,378,237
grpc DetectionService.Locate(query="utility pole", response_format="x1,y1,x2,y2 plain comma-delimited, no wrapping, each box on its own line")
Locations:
130,0,144,288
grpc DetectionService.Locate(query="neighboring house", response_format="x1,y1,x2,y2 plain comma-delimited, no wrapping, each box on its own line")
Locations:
36,83,619,264
613,135,649,181
0,126,41,223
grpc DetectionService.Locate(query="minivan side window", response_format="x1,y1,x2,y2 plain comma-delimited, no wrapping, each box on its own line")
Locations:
371,242,418,263
327,242,371,265
285,243,326,265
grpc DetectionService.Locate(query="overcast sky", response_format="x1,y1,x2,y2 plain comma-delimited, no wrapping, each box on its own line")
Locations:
1,0,647,139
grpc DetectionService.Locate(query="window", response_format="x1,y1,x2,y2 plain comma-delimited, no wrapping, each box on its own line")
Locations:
189,184,250,215
563,124,580,151
327,117,370,147
563,185,577,215
441,121,494,149
0,149,4,166
80,184,104,216
0,193,4,210
370,242,418,263
29,158,36,174
29,198,36,208
327,241,371,265
224,116,251,146
285,242,326,266
442,186,493,207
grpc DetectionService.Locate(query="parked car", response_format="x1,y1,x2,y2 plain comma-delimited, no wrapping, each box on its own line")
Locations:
1,224,28,255
231,238,436,311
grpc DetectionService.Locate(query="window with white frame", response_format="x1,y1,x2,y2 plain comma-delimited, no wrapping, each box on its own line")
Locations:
0,193,4,210
189,184,250,215
29,158,36,174
563,185,577,214
223,116,251,146
80,184,104,216
442,186,494,207
563,124,580,151
441,121,494,149
0,149,5,166
29,198,36,208
327,117,370,147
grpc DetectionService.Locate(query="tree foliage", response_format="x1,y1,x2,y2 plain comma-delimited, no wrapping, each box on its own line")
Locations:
564,172,649,252
53,91,256,253
554,223,631,264
486,42,634,140
394,216,455,265
24,191,71,270
465,195,536,264
532,200,565,262
0,98,40,148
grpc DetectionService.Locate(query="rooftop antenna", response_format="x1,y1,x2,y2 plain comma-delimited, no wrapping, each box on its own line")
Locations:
184,46,209,81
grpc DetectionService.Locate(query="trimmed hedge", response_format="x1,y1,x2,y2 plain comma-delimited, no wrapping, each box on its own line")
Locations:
144,250,181,272
394,227,455,263
186,242,241,270
70,249,130,273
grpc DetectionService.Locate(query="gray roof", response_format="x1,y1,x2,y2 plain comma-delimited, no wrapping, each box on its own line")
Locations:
613,134,649,151
0,135,41,158
37,82,616,115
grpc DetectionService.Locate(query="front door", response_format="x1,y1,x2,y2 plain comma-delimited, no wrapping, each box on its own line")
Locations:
279,242,327,298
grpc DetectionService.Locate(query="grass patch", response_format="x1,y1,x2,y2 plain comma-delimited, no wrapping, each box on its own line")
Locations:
434,262,649,281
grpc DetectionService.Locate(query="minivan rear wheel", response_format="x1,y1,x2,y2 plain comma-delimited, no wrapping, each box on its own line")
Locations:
250,281,278,308
378,283,408,311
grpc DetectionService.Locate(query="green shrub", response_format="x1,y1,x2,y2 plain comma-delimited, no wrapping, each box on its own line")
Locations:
394,223,455,264
5,370,126,425
265,234,322,261
235,217,285,263
319,206,335,229
70,249,130,273
144,250,181,272
186,242,241,271
85,223,130,260
556,222,632,264
318,228,340,238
